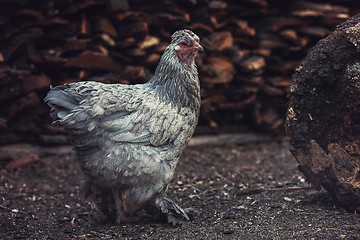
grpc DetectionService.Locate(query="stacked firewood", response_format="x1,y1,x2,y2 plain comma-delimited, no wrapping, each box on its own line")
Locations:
0,0,358,144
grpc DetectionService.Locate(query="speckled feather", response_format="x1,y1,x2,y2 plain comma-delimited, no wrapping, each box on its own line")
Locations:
44,30,202,225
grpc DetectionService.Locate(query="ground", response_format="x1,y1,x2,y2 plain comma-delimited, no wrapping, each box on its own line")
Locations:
1,135,359,239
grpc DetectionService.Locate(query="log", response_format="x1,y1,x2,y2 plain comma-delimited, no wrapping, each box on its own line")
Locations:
0,143,73,166
286,13,360,211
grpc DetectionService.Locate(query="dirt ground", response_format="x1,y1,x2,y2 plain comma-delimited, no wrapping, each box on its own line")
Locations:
1,134,359,239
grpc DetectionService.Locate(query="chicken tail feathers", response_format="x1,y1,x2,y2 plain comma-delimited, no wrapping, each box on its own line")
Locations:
44,85,84,126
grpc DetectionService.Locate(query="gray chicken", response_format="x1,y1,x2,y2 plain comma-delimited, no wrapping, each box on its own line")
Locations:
44,29,203,226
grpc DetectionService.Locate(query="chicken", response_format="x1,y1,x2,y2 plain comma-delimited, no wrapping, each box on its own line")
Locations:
44,29,203,226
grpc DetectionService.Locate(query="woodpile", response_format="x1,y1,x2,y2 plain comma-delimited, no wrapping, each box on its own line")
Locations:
286,13,360,211
0,0,358,144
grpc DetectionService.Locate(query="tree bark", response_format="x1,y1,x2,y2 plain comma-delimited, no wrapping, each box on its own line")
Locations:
286,13,360,211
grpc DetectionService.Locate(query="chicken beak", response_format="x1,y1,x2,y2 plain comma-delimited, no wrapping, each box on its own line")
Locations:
197,44,204,52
